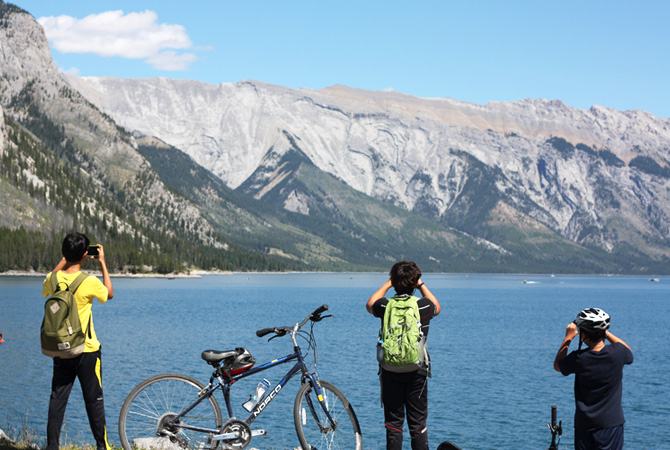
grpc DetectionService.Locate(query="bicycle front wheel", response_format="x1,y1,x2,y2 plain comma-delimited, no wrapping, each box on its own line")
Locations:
119,373,223,450
294,379,362,450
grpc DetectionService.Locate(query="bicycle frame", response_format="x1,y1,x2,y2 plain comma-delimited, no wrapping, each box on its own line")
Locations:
168,334,336,439
118,305,360,450
223,349,308,422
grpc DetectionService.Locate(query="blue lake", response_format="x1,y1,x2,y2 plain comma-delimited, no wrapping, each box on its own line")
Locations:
0,273,668,449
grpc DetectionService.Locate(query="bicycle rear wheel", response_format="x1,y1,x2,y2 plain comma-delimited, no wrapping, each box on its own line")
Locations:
294,379,362,450
119,373,223,450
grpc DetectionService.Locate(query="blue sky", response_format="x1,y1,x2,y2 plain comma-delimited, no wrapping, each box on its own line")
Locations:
11,1,670,118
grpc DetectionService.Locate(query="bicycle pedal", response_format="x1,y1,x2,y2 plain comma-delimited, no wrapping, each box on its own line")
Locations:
251,429,266,437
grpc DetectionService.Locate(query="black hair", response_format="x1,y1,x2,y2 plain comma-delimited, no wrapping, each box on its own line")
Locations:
390,260,422,295
62,232,90,262
580,327,606,344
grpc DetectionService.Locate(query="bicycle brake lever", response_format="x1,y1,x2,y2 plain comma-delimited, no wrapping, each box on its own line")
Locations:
267,328,289,341
312,314,333,322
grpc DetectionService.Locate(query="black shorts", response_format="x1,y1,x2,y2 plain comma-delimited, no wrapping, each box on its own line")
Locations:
575,423,624,450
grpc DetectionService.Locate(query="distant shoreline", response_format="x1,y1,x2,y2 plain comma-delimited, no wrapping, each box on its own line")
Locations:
0,270,206,278
0,269,378,278
0,270,663,279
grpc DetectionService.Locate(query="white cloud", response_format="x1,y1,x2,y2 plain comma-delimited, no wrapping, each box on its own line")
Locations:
146,51,198,71
38,10,198,71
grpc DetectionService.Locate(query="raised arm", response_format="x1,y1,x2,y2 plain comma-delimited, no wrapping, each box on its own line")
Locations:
366,279,392,314
416,279,440,315
606,330,631,353
554,322,578,372
94,245,114,299
52,257,67,273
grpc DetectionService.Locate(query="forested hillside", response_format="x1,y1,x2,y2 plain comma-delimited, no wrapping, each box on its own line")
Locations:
0,1,314,274
0,117,299,273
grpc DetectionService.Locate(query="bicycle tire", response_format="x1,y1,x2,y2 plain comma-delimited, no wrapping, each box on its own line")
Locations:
294,379,362,450
119,373,223,450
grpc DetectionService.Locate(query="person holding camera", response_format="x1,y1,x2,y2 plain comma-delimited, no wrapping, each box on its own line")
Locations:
42,232,114,450
553,308,633,450
366,260,441,450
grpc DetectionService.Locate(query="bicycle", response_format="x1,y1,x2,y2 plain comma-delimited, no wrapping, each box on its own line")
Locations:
118,304,362,450
435,405,563,450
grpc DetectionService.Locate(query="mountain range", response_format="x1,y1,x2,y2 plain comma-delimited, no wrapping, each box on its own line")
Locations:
1,1,669,274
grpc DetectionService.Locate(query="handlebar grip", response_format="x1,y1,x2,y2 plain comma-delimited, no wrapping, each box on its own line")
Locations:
313,304,328,316
256,328,274,337
551,405,557,426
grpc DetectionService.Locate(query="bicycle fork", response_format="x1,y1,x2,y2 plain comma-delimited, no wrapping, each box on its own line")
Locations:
301,373,339,433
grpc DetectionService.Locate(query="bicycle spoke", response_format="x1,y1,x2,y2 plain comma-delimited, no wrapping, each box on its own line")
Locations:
294,380,362,450
119,374,222,450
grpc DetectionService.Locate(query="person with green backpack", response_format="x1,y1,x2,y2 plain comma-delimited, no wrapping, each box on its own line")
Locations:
41,232,114,450
366,261,441,450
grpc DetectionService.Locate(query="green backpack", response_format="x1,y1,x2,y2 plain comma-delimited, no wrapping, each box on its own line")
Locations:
379,295,427,373
41,272,89,358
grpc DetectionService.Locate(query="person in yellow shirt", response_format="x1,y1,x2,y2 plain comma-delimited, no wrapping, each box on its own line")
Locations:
42,232,114,450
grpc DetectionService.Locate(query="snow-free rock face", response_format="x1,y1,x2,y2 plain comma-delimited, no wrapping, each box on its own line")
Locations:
0,3,145,179
0,3,220,245
64,74,670,258
0,3,60,104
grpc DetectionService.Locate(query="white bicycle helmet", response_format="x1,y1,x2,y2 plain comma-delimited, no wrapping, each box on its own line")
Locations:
574,308,610,331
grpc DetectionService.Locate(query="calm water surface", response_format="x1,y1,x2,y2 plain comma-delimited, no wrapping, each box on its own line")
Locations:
1,273,668,449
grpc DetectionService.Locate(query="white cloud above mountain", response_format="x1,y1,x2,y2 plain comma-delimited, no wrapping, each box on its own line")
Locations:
38,10,198,71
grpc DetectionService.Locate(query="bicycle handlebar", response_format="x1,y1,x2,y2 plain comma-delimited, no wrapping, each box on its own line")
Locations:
547,404,562,450
256,326,291,338
313,304,329,316
256,305,329,338
551,405,556,425
301,304,329,326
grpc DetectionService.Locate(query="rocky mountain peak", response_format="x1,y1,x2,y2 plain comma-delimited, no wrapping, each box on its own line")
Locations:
0,4,225,253
2,1,668,273
65,74,670,265
0,2,61,104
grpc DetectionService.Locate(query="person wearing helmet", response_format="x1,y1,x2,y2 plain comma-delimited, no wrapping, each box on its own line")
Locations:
553,308,633,450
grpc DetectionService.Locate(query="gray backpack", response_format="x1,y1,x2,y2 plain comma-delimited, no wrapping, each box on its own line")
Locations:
40,272,90,358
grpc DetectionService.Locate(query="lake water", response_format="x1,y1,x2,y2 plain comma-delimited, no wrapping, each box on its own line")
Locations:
0,273,668,450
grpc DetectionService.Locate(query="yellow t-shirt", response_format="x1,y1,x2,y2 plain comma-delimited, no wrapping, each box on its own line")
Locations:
42,271,109,353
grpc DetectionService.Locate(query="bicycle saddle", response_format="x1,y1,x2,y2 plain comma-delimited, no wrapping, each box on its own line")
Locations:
201,349,238,364
201,347,256,377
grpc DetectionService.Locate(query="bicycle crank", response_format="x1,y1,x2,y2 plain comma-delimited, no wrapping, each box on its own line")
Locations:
212,419,252,449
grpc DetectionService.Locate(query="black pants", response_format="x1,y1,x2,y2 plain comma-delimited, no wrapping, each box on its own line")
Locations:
381,368,429,450
47,350,109,450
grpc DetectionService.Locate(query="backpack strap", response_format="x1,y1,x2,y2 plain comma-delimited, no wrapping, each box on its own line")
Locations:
381,296,399,340
49,272,89,294
71,273,93,338
62,272,92,338
68,272,89,294
49,271,60,293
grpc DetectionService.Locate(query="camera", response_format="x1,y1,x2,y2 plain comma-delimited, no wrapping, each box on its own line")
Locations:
88,245,100,256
